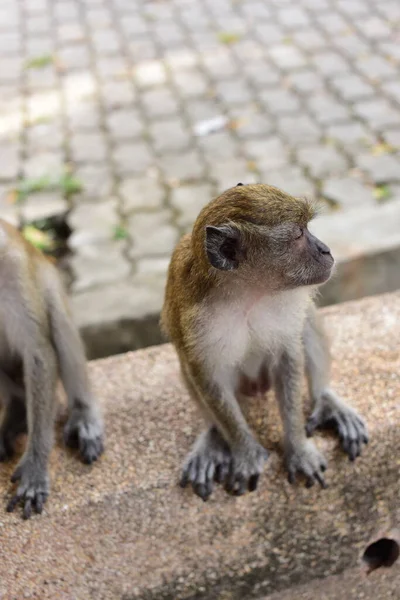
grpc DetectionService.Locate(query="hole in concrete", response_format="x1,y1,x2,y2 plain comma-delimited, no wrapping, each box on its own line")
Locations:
362,538,400,573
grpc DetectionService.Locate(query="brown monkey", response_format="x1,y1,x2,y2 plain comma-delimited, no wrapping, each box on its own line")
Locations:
0,220,104,518
161,183,367,500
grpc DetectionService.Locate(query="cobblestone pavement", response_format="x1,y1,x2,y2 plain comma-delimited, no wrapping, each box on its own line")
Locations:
1,0,400,338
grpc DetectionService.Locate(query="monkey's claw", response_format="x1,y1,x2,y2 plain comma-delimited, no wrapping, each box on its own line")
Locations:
224,443,268,496
286,439,327,489
306,401,368,461
180,427,232,501
64,412,104,464
7,463,49,519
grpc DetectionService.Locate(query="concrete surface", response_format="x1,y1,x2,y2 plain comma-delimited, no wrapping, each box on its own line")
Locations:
2,0,400,355
0,291,399,599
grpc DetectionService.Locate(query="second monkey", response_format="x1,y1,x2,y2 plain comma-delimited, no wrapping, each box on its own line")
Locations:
161,183,368,500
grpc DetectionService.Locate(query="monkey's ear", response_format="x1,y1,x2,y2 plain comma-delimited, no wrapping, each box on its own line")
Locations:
205,225,240,271
236,182,243,186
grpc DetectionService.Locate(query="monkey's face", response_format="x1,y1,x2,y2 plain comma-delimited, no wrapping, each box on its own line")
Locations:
205,221,334,290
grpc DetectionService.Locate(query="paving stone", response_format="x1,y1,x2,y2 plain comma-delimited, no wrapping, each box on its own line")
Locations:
73,164,114,200
106,109,144,141
382,129,400,150
128,210,178,258
0,32,21,55
92,29,122,56
215,79,253,105
172,70,208,98
288,69,324,93
70,132,108,163
277,115,321,145
141,88,179,119
68,198,120,245
127,38,158,62
357,55,397,80
25,37,54,56
232,111,273,139
23,151,64,178
136,256,171,276
20,191,68,222
96,56,130,80
26,15,51,34
199,132,240,161
331,74,375,102
135,60,167,88
210,158,257,192
120,176,165,212
58,44,91,70
202,48,239,81
158,150,205,183
112,141,154,175
26,66,57,90
361,16,391,39
244,137,289,171
253,22,285,45
57,23,85,43
26,120,64,151
308,93,351,125
326,122,372,148
71,242,131,292
356,153,400,184
260,166,316,197
297,145,348,179
0,142,19,180
170,183,213,227
277,6,311,28
259,88,301,114
292,29,326,51
86,6,113,29
322,177,375,210
269,44,307,70
67,103,102,132
382,81,400,104
245,62,280,88
165,48,198,72
26,90,61,122
150,119,190,153
312,51,349,76
119,14,149,36
354,98,400,129
101,81,135,110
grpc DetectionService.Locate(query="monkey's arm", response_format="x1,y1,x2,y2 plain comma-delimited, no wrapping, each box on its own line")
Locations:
304,306,368,460
181,358,268,496
275,347,327,488
7,328,57,519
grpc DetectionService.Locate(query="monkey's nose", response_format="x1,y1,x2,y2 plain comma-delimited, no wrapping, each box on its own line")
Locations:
317,240,331,255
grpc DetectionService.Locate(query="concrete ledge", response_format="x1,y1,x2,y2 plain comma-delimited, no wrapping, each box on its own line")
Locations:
1,292,399,599
72,201,400,359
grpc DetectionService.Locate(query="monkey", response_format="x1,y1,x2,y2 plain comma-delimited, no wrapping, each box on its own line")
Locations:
0,219,104,518
161,183,368,501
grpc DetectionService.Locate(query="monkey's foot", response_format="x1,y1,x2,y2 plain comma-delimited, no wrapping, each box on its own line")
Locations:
286,439,327,489
306,394,368,461
224,440,269,497
64,411,104,464
180,426,232,501
7,461,49,519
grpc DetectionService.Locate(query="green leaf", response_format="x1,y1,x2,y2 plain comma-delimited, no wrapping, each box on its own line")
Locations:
217,31,242,45
113,225,129,241
59,173,83,197
22,225,56,251
15,172,83,201
25,55,54,69
373,184,391,201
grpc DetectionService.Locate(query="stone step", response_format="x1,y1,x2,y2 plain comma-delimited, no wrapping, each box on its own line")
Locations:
0,292,399,599
72,200,400,359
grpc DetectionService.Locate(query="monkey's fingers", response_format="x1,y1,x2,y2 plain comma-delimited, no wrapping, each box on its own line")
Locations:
248,474,259,492
214,462,230,484
23,498,33,520
6,493,21,513
193,482,213,502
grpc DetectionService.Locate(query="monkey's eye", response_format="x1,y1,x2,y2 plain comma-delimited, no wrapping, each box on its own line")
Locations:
294,227,304,240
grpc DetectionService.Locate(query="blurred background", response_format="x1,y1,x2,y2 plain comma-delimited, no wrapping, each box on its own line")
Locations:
0,0,400,358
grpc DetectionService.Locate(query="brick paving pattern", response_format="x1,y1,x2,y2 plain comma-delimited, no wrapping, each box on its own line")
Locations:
0,0,400,302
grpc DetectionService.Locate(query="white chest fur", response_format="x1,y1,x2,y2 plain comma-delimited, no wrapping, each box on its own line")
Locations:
196,288,311,383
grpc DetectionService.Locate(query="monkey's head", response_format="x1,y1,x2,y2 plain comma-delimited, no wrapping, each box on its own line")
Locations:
193,183,334,290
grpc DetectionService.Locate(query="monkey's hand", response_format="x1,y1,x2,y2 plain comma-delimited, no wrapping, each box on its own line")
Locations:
64,409,104,464
225,438,269,497
7,459,49,519
286,439,327,489
306,391,368,462
180,426,232,501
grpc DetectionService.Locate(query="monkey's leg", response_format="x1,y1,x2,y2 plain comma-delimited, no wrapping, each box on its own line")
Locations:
275,349,327,488
49,290,104,464
303,308,368,461
179,363,231,500
182,361,268,498
0,371,26,461
7,341,57,519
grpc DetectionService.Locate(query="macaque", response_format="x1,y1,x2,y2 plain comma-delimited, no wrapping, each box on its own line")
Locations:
161,183,367,500
0,220,103,518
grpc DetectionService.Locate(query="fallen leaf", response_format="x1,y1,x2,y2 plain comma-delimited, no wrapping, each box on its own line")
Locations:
217,31,242,45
